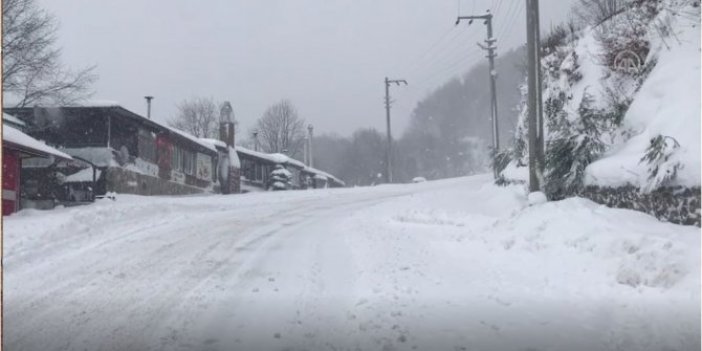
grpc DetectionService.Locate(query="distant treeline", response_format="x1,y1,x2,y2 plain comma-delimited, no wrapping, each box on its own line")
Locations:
313,46,528,186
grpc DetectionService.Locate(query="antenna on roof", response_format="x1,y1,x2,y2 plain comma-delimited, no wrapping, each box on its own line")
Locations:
144,96,154,119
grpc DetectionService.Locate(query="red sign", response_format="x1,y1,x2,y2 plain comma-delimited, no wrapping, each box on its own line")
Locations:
3,149,20,215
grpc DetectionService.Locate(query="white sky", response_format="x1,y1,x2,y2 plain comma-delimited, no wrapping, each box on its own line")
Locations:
41,0,575,137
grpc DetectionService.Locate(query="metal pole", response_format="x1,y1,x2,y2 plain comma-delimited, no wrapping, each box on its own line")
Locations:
384,77,392,184
308,124,314,168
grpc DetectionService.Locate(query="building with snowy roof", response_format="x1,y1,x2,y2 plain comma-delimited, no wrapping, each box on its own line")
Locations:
2,115,73,215
4,103,344,208
4,104,239,202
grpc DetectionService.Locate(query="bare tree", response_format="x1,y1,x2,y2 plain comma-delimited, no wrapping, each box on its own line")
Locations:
572,0,623,27
254,100,306,158
168,97,223,138
2,0,96,107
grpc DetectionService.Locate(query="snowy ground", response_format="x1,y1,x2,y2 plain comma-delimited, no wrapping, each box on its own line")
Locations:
4,175,700,351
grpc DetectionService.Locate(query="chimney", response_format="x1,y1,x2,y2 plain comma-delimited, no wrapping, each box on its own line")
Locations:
144,96,154,119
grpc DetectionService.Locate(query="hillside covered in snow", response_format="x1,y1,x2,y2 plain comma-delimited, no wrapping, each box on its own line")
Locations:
501,0,700,194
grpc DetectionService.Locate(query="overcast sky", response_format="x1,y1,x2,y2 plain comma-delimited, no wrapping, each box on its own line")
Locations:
41,0,575,138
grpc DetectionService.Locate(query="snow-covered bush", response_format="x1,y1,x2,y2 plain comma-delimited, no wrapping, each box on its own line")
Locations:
541,24,569,56
268,165,292,191
544,92,608,198
491,148,512,178
639,135,683,192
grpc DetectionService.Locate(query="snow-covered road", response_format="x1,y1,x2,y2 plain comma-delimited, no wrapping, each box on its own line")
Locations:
4,175,700,351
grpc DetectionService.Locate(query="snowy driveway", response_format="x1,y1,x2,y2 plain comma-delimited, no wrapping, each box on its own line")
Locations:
4,175,700,351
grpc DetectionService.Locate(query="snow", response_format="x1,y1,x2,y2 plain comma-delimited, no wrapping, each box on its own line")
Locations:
76,99,121,107
501,161,528,183
271,167,292,178
585,13,701,188
165,126,217,152
199,138,227,150
3,112,26,127
236,145,343,184
305,166,345,186
61,147,116,167
236,145,285,164
228,146,241,169
412,177,427,183
3,174,698,350
2,124,72,160
65,168,102,183
527,191,547,205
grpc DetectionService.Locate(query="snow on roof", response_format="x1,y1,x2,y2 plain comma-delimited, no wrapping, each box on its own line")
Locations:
303,166,345,186
3,124,72,160
199,138,228,150
65,168,102,183
17,103,218,155
269,153,306,169
165,126,217,152
236,146,286,164
75,99,121,107
3,112,25,127
236,146,310,169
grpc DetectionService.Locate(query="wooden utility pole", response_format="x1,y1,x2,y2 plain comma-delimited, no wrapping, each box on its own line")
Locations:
384,77,407,184
526,0,545,192
456,11,500,178
307,124,314,168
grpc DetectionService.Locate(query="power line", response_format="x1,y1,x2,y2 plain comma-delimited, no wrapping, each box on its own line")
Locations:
405,28,479,81
414,47,483,88
399,25,459,77
494,0,518,40
496,1,524,42
405,27,477,77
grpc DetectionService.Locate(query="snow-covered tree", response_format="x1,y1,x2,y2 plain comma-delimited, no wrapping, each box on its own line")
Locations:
639,135,683,192
544,92,607,198
268,165,292,191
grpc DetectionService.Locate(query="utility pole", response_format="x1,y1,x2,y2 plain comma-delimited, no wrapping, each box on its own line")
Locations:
526,0,545,192
307,124,314,168
384,77,407,184
144,96,154,119
456,11,500,177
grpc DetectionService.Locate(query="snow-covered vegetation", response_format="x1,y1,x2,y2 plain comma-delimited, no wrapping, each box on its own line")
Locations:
501,0,700,197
